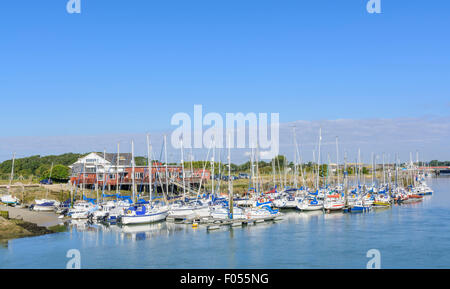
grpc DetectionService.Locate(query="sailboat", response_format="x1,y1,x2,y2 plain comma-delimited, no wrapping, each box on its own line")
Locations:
1,153,20,206
167,136,213,218
121,137,169,225
298,128,324,211
33,162,61,211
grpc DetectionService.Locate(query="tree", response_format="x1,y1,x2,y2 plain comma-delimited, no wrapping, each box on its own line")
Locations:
42,165,70,182
362,167,369,175
272,155,287,168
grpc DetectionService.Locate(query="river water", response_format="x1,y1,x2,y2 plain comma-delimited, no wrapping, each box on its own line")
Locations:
1,176,449,269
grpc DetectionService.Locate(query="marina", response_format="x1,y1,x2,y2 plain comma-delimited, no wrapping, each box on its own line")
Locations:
1,176,448,269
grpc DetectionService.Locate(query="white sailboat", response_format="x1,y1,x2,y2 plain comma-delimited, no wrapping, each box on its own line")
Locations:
1,153,20,206
34,162,60,211
121,136,169,225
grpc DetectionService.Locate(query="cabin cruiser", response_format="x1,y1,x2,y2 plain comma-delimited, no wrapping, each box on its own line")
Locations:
414,182,433,195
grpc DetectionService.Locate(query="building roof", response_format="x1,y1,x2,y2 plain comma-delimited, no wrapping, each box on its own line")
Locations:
96,152,133,166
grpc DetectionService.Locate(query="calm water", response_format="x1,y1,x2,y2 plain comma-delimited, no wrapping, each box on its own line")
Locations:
1,176,450,269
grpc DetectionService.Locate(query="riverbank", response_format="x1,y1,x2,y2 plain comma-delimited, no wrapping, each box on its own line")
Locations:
0,204,64,227
0,204,67,244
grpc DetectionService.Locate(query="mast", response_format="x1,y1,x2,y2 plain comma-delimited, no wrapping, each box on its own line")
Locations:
358,148,361,187
272,156,276,188
335,136,339,187
211,138,215,197
103,149,106,203
180,137,186,199
228,135,233,219
164,135,169,197
47,161,54,200
371,152,374,186
147,135,153,204
250,147,254,191
326,153,331,187
131,140,135,203
116,142,120,196
255,143,260,193
312,150,316,189
316,128,322,190
82,160,86,200
8,152,16,195
293,127,298,189
190,148,194,195
344,151,348,207
95,161,99,204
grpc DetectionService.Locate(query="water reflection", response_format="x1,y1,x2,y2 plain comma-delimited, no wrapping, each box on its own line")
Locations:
69,219,185,242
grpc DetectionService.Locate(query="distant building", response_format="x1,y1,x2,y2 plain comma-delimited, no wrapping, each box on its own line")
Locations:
69,152,210,190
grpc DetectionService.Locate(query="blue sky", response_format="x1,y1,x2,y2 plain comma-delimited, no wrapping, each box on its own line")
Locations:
0,1,449,161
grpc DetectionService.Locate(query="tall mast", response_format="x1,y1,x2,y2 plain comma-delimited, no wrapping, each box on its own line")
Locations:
344,151,348,207
95,161,99,204
250,147,254,190
131,140,135,203
293,127,298,189
327,153,331,187
211,138,215,197
316,128,322,190
272,156,276,188
147,135,153,204
180,137,186,199
335,136,339,186
312,150,316,189
103,149,106,202
255,143,260,193
190,148,194,194
116,142,120,196
371,152,374,186
9,152,16,194
228,136,233,219
164,135,169,196
358,148,361,186
82,160,85,200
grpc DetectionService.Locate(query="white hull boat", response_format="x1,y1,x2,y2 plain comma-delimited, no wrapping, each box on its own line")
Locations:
121,206,169,225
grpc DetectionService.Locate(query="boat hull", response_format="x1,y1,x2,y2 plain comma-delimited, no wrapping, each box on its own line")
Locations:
121,211,168,225
33,205,55,211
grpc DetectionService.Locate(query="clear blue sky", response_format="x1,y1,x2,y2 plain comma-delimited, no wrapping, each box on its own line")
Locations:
0,0,449,137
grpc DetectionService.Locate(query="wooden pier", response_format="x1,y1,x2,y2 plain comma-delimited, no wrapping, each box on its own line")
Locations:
166,214,282,230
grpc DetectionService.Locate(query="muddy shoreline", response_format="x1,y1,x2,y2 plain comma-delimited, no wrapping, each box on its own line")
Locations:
0,204,67,244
